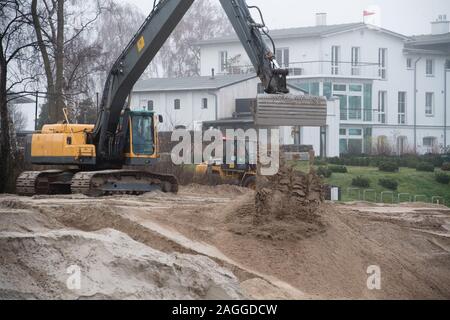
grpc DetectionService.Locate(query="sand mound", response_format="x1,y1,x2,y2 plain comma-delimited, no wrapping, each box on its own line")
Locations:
0,228,243,300
255,164,324,222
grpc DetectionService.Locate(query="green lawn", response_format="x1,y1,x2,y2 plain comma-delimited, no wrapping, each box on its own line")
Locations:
292,162,450,206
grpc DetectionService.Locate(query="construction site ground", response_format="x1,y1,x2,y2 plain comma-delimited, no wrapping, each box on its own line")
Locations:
1,184,450,299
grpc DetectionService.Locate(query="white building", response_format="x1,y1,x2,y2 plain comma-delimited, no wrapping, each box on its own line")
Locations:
197,14,450,155
130,73,341,157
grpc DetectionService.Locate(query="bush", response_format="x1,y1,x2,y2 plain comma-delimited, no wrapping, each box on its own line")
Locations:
441,162,450,172
316,166,332,178
416,162,435,172
378,161,399,173
329,165,348,173
352,176,370,188
314,159,328,166
435,173,450,185
378,178,398,190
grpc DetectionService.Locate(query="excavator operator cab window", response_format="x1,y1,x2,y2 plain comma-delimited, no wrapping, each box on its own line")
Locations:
131,113,154,156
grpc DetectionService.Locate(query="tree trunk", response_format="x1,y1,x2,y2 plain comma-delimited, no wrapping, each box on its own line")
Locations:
31,0,60,124
54,0,65,122
0,43,13,193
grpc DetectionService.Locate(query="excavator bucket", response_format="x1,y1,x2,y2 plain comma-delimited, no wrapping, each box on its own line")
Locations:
254,94,328,127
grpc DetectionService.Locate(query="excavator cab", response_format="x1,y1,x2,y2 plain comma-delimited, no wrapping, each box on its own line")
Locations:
124,111,159,165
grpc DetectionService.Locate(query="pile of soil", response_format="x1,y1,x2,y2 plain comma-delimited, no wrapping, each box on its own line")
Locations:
255,163,324,222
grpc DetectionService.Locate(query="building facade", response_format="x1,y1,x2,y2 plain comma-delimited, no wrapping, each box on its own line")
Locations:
198,15,450,155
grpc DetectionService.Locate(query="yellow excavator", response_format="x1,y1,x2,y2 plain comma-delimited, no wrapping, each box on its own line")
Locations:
17,0,326,197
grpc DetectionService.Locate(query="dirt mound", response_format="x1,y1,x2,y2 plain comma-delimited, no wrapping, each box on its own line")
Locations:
226,194,326,241
255,164,324,222
0,228,243,300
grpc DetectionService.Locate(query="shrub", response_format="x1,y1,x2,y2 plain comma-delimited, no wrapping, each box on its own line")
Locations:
416,162,435,172
329,165,348,173
316,166,332,178
378,178,398,190
441,162,450,172
378,161,399,173
423,154,444,168
314,159,328,166
352,176,370,188
435,173,450,185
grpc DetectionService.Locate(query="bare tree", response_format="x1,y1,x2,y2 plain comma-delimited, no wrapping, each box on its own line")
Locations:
0,0,37,192
31,0,104,124
157,0,231,77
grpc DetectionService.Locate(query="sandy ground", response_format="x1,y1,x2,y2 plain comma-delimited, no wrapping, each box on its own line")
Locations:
1,184,449,299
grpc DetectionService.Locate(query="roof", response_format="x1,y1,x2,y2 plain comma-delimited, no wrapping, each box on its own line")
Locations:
197,23,408,45
405,33,450,54
408,32,450,45
133,74,257,92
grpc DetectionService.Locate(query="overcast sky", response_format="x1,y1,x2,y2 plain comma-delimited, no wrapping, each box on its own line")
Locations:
126,0,449,36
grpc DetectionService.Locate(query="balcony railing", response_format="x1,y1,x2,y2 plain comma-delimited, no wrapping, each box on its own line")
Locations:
220,61,381,79
340,109,384,123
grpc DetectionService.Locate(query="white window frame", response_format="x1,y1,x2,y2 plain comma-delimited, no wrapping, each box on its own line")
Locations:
426,59,434,76
423,137,436,148
276,48,290,68
332,83,364,121
219,51,228,73
351,47,361,76
378,91,387,124
425,92,434,116
331,46,340,75
201,98,208,110
174,99,181,110
378,48,387,80
406,58,412,70
147,100,154,111
398,92,407,125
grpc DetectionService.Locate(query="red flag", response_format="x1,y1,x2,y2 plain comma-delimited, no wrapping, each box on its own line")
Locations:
363,10,375,17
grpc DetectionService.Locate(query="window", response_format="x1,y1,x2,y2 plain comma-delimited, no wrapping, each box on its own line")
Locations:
333,84,346,92
349,84,362,92
340,128,363,155
348,96,362,120
397,136,407,155
351,47,361,76
378,91,387,124
406,58,412,69
446,59,450,70
378,48,387,79
331,46,340,75
276,48,290,68
423,137,436,147
174,99,181,110
425,92,434,116
398,92,406,124
201,98,208,110
147,100,154,111
219,51,228,72
426,59,434,76
131,114,154,155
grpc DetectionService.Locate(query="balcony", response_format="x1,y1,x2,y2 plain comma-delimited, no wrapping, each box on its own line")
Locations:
340,108,383,124
287,61,381,80
220,60,381,80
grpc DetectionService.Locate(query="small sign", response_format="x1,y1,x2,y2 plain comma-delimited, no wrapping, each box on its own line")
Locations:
137,36,145,53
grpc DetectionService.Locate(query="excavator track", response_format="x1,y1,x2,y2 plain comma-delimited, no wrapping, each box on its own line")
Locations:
71,170,179,197
16,170,72,196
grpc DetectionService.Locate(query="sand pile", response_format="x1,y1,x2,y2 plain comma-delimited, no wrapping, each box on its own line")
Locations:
0,197,244,300
255,164,324,221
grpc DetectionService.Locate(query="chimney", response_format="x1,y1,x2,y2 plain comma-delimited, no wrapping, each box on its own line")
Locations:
210,68,215,79
431,14,449,35
316,13,327,26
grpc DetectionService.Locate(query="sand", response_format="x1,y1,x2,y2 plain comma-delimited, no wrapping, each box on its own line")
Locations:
0,185,449,299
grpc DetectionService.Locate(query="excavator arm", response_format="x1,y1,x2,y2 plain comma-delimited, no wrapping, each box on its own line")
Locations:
93,0,293,161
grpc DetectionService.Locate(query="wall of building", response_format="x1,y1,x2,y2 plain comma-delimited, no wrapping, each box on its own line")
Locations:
199,26,450,154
